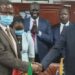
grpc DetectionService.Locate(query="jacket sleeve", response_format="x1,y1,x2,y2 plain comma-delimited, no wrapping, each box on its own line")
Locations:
0,39,29,72
41,27,67,69
37,21,53,45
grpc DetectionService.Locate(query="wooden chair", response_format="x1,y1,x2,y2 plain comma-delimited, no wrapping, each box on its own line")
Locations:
38,58,64,75
38,63,59,75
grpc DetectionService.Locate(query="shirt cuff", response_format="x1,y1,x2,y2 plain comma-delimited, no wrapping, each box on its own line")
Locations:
38,31,42,36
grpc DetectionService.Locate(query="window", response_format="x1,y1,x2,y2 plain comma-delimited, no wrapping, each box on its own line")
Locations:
9,0,49,3
21,0,49,3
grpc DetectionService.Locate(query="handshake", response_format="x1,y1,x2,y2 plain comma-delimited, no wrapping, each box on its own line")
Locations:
31,62,43,73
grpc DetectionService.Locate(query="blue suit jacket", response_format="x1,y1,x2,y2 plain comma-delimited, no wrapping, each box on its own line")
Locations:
24,17,53,61
52,22,72,62
41,23,75,75
53,22,72,44
53,24,60,44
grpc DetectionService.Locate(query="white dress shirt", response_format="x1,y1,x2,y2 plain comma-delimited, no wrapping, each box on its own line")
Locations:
60,21,70,34
29,17,40,54
30,17,39,30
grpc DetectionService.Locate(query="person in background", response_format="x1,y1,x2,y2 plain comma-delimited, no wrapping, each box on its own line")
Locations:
12,17,35,62
39,22,75,75
24,2,53,62
52,7,73,63
37,7,73,75
36,8,75,75
53,7,72,44
0,1,41,75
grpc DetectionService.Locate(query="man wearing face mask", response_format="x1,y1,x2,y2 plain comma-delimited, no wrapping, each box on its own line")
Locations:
0,1,42,75
24,2,53,63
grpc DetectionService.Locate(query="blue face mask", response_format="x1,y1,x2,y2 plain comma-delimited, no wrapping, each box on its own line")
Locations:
0,15,13,26
15,29,24,35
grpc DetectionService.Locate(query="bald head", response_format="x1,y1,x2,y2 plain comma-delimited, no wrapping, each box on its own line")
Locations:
30,2,40,10
30,2,40,19
59,7,70,14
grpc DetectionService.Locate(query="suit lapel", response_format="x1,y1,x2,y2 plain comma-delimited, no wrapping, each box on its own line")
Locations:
58,23,61,35
69,22,72,26
38,18,42,31
25,18,30,31
10,28,17,42
0,27,17,57
10,28,21,58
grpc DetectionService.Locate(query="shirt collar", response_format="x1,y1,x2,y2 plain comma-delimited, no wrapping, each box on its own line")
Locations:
30,17,39,22
60,21,70,26
0,24,10,31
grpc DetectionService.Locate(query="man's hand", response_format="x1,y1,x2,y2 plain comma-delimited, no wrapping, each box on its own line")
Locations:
31,62,43,73
31,24,38,34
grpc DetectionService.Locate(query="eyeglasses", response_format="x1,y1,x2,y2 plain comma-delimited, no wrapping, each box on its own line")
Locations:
0,11,14,15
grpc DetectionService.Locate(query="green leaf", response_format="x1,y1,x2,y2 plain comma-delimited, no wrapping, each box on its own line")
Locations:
27,62,32,75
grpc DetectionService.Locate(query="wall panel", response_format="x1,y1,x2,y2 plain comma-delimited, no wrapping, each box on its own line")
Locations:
12,3,64,25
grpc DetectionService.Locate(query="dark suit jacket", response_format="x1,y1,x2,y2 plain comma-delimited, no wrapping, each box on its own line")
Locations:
53,22,72,44
24,17,53,61
0,27,29,75
41,23,75,75
52,22,72,62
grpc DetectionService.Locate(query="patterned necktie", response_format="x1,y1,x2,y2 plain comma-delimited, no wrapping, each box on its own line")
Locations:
32,33,35,42
31,20,37,41
33,20,36,26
